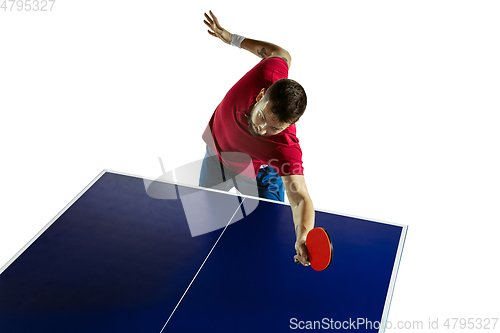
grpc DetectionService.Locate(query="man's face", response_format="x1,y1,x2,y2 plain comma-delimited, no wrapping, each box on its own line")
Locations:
248,89,292,137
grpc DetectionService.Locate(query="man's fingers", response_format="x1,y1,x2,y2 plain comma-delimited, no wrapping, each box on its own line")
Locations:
207,30,217,37
204,13,213,25
209,10,216,21
209,10,223,30
298,250,310,265
294,254,310,266
204,20,213,31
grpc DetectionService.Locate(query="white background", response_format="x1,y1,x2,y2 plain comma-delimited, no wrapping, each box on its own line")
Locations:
1,0,499,331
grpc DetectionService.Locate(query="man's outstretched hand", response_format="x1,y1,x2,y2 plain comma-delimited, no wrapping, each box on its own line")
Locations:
204,10,231,44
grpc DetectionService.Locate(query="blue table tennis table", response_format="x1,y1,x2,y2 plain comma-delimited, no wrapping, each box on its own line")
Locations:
0,170,406,332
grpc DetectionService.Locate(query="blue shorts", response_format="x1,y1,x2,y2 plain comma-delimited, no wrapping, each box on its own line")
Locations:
199,146,285,202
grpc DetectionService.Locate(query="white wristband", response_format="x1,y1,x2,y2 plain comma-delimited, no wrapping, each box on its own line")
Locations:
230,34,245,48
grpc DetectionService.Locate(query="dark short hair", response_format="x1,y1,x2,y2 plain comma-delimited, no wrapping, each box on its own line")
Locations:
263,78,307,124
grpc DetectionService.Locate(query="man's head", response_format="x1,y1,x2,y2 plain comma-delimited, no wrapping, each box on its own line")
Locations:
248,78,307,137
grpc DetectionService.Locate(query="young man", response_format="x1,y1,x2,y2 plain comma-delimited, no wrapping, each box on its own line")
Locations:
200,11,314,267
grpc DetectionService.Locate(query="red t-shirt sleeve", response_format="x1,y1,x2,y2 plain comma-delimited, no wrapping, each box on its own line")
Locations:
262,56,289,82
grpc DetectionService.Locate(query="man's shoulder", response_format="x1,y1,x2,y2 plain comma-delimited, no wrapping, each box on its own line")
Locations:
253,57,289,85
257,56,289,72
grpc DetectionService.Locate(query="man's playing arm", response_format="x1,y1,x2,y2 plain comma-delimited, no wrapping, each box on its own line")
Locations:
203,10,291,68
282,175,315,266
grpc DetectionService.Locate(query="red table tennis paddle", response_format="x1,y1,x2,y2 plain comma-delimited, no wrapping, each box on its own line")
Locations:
295,227,333,271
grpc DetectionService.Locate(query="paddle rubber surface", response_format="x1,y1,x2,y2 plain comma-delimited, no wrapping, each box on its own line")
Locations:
307,227,333,271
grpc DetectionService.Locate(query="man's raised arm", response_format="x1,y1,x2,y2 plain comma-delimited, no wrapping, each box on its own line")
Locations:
203,10,291,68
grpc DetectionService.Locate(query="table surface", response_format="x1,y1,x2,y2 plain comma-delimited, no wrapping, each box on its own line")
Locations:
0,170,407,333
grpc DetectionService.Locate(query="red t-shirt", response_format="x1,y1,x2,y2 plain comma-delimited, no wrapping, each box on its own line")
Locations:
202,57,304,178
